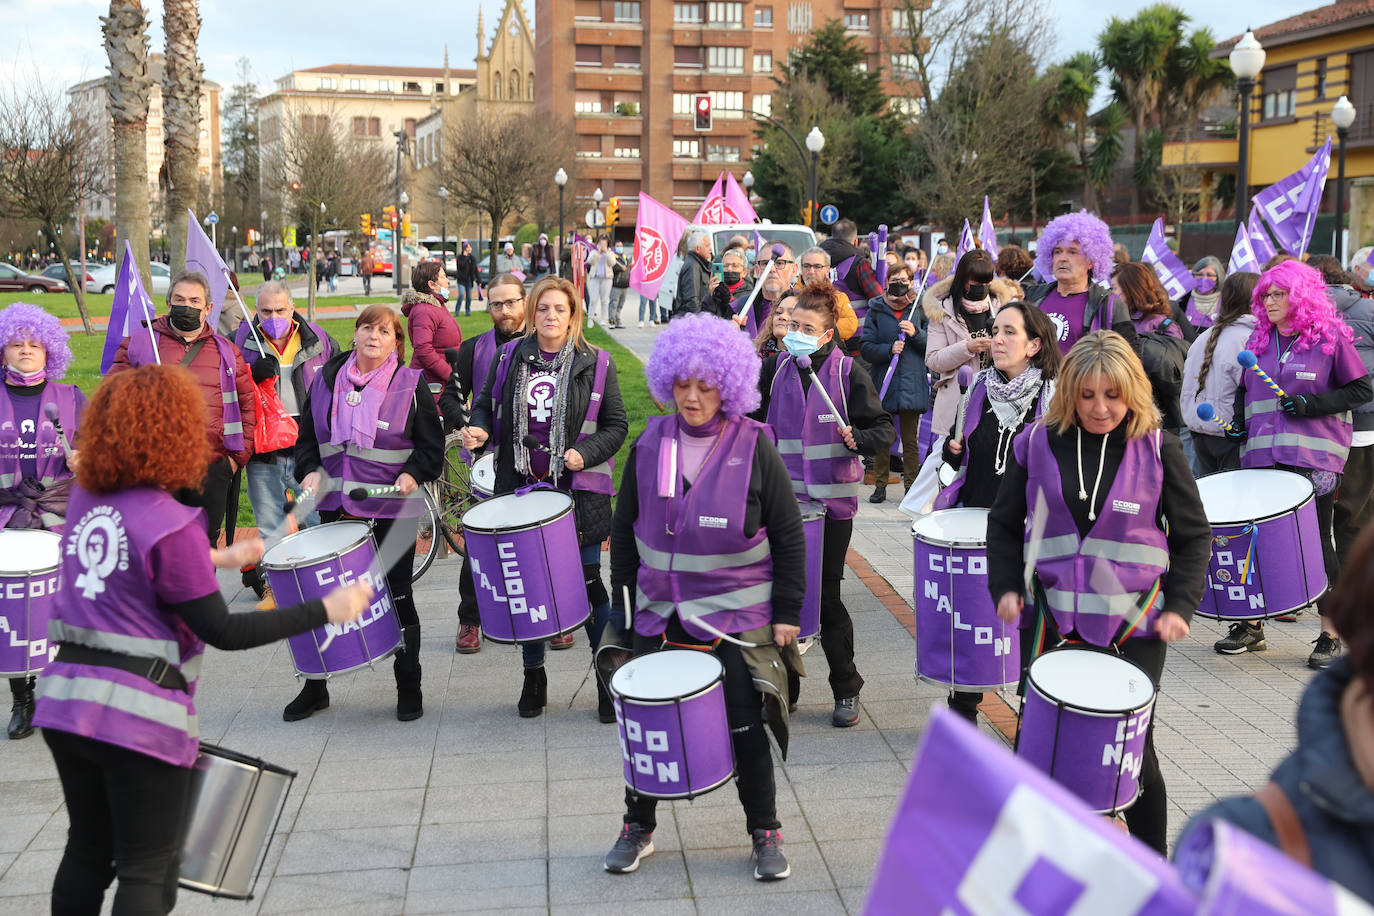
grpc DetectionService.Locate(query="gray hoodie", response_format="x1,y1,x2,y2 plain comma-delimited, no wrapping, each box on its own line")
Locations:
1181,314,1256,436
1328,284,1374,429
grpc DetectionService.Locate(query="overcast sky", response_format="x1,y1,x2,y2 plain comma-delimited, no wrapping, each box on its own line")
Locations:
5,0,1315,97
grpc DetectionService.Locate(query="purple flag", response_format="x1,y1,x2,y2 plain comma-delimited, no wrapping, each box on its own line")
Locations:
1253,137,1332,256
184,209,230,330
978,197,999,260
1247,208,1278,266
865,709,1197,915
954,219,975,263
1228,223,1262,276
101,240,158,373
1141,218,1197,300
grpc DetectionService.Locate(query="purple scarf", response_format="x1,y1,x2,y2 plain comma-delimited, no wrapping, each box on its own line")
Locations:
330,351,398,449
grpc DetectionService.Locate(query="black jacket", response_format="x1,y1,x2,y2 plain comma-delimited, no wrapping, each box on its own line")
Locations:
752,341,895,458
1024,281,1139,352
469,336,629,545
455,253,477,285
673,250,715,317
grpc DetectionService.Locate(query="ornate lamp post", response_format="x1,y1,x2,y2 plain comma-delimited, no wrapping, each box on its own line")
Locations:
1229,29,1266,232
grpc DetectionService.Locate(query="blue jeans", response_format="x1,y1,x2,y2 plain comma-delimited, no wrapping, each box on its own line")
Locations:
458,282,472,315
637,294,658,323
522,542,616,667
246,453,318,537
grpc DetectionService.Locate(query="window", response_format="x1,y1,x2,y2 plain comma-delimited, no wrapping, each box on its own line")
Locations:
673,92,695,115
575,92,603,113
706,142,741,161
673,138,701,158
891,8,916,34
754,6,772,27
708,90,743,117
404,118,416,137
707,47,744,73
318,77,336,90
1261,65,1296,120
575,0,601,19
345,78,364,91
675,46,703,68
843,11,868,31
613,145,641,158
1315,59,1327,98
614,46,641,69
614,1,641,21
576,44,602,67
298,114,328,132
435,82,445,94
855,60,868,72
754,93,771,116
890,53,918,78
707,2,742,27
352,116,367,136
787,2,812,33
577,135,602,157
753,52,772,74
403,81,422,92
376,80,393,92
675,2,703,23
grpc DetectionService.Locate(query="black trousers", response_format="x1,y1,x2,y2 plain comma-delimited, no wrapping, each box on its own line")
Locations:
818,517,863,700
1335,444,1374,569
623,633,779,835
1191,432,1242,475
44,728,192,916
176,456,235,546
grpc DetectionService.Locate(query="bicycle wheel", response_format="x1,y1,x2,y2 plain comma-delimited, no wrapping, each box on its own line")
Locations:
431,432,478,554
412,485,442,583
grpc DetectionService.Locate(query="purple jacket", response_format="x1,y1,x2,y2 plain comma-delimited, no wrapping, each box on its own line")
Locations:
1242,338,1353,473
0,381,84,530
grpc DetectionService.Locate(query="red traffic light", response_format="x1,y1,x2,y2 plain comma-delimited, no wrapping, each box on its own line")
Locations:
694,94,712,132
290,181,300,192
390,211,399,228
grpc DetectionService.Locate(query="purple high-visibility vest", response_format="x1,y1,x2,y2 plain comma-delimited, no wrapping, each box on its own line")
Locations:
1014,422,1169,647
1185,295,1215,330
632,415,774,639
766,350,862,520
469,330,499,407
935,374,1052,510
34,486,207,767
0,381,83,506
1241,337,1353,474
310,362,425,518
490,340,615,495
127,326,246,453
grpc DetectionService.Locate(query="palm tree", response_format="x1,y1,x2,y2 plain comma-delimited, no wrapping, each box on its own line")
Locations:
101,0,152,284
1044,52,1101,210
1162,27,1233,141
162,0,202,275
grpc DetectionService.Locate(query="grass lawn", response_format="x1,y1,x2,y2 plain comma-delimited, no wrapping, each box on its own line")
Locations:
0,290,406,323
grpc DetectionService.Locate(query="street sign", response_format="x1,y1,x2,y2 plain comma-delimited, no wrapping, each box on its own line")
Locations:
585,208,605,229
819,205,839,226
207,211,219,226
282,227,297,246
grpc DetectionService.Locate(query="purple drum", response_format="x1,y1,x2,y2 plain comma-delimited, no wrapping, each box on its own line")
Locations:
912,509,1019,691
461,489,590,644
610,650,733,799
1195,469,1327,620
0,529,61,678
798,500,825,639
1018,647,1157,814
261,521,401,679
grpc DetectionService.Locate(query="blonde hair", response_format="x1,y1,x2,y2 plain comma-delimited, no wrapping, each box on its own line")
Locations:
1044,331,1159,439
523,276,588,350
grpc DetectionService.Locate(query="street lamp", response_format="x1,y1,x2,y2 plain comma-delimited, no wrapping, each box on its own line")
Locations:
805,126,825,228
393,129,409,292
555,167,568,257
1229,29,1266,232
438,185,450,275
1333,95,1357,264
592,186,604,236
231,225,238,269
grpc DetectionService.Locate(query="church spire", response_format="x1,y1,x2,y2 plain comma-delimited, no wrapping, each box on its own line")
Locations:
476,6,487,60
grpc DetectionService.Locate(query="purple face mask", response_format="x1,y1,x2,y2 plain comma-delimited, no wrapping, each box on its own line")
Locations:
261,315,292,339
1194,275,1217,294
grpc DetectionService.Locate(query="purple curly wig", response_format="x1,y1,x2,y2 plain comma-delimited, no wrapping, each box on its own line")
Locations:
1033,211,1115,282
1247,260,1353,356
646,312,762,418
0,302,73,379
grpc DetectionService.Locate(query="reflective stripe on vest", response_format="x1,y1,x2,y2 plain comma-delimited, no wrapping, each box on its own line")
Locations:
319,442,415,464
48,620,184,668
38,672,197,733
633,535,771,575
636,580,773,623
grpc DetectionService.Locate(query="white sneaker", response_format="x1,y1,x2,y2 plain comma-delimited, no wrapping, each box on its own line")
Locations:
639,320,645,328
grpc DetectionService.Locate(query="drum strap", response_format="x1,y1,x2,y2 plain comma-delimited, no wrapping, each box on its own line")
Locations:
1111,579,1163,645
1254,781,1312,867
55,644,189,692
662,636,721,652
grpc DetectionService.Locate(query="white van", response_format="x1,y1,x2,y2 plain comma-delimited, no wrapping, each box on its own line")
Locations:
655,223,817,316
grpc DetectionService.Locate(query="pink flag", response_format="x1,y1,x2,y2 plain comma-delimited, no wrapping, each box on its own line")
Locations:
630,192,689,300
692,172,743,225
184,208,231,329
724,172,759,224
978,197,999,260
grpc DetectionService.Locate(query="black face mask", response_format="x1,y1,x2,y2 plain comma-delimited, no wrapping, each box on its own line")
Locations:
964,284,990,302
887,281,910,298
169,304,202,332
723,271,741,286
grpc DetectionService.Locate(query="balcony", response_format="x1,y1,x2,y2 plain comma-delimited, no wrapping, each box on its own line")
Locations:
1160,137,1240,171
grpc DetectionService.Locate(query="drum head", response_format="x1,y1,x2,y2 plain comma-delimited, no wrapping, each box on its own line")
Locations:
798,499,826,522
472,454,497,495
1196,469,1312,525
612,650,723,701
0,529,61,574
261,521,372,568
1028,649,1155,714
912,508,988,547
462,488,573,531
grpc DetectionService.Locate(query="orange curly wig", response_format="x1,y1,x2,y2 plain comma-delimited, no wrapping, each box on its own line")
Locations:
78,366,210,494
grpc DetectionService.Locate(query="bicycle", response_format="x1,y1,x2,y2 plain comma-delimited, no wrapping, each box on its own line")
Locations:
411,430,479,582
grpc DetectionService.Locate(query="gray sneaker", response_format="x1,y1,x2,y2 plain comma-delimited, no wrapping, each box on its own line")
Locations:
604,822,654,873
832,695,860,728
1308,632,1344,670
751,828,791,880
1214,622,1266,655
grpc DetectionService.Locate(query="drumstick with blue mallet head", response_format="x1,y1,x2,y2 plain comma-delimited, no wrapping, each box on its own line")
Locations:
1237,350,1287,399
1195,402,1237,435
794,354,853,442
42,402,74,458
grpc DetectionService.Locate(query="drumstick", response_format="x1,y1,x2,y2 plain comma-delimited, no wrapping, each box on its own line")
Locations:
521,434,555,455
1023,489,1048,600
1195,402,1236,434
951,365,975,443
42,403,74,457
622,585,633,634
348,484,403,501
794,354,851,436
1237,350,1287,399
684,614,764,648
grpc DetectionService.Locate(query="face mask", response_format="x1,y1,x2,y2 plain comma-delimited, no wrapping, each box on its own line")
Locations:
887,281,910,298
783,330,823,358
5,365,45,387
723,271,741,286
1194,276,1216,294
260,316,291,339
433,284,449,304
169,304,202,333
965,283,990,302
614,245,624,255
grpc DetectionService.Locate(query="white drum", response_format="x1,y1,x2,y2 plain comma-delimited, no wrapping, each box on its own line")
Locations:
0,529,62,678
471,453,497,497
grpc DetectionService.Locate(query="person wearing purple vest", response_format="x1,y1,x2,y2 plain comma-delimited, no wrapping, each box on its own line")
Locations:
986,331,1212,855
1023,211,1138,355
1214,261,1373,668
439,273,528,655
1181,256,1225,330
754,283,895,728
603,312,805,880
461,276,629,719
934,302,1060,725
0,302,87,740
33,365,372,916
294,305,445,722
108,269,257,549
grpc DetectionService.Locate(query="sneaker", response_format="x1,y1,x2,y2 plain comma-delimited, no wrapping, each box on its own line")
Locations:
750,828,791,881
550,632,575,650
832,696,860,728
604,823,654,873
1275,609,1304,622
638,320,645,328
868,485,887,504
1308,632,1344,670
455,624,482,654
1214,622,1266,655
255,585,276,611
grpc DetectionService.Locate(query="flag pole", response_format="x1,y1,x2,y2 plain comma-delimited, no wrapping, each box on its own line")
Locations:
226,272,264,352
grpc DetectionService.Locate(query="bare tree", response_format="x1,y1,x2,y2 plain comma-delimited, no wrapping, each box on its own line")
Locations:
101,0,152,286
0,79,107,333
162,0,202,274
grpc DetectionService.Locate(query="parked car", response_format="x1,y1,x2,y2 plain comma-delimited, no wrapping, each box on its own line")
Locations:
0,263,68,293
41,264,95,289
87,260,171,295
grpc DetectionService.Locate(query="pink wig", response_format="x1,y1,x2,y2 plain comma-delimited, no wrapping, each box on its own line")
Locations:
0,302,73,379
646,312,762,418
1247,260,1353,356
1034,211,1115,282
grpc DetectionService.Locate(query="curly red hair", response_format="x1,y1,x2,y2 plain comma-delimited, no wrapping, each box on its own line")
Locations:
79,366,210,494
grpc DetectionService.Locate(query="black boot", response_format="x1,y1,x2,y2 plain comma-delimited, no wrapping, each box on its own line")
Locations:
518,666,547,718
283,679,329,722
8,677,35,740
596,676,616,724
395,625,424,721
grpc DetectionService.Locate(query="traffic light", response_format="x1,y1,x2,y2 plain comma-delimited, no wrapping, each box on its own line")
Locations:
801,204,812,227
385,205,398,229
361,213,372,235
290,180,301,193
694,94,712,132
606,197,620,226
401,214,412,238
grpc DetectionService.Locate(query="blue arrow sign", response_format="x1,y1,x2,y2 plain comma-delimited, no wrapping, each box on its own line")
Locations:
819,205,839,225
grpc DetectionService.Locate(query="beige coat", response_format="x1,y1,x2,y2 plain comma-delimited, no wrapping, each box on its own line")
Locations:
922,275,1023,436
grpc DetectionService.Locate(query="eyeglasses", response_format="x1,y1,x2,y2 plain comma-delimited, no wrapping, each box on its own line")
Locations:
773,258,796,267
800,262,828,270
490,298,524,310
1261,290,1288,302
